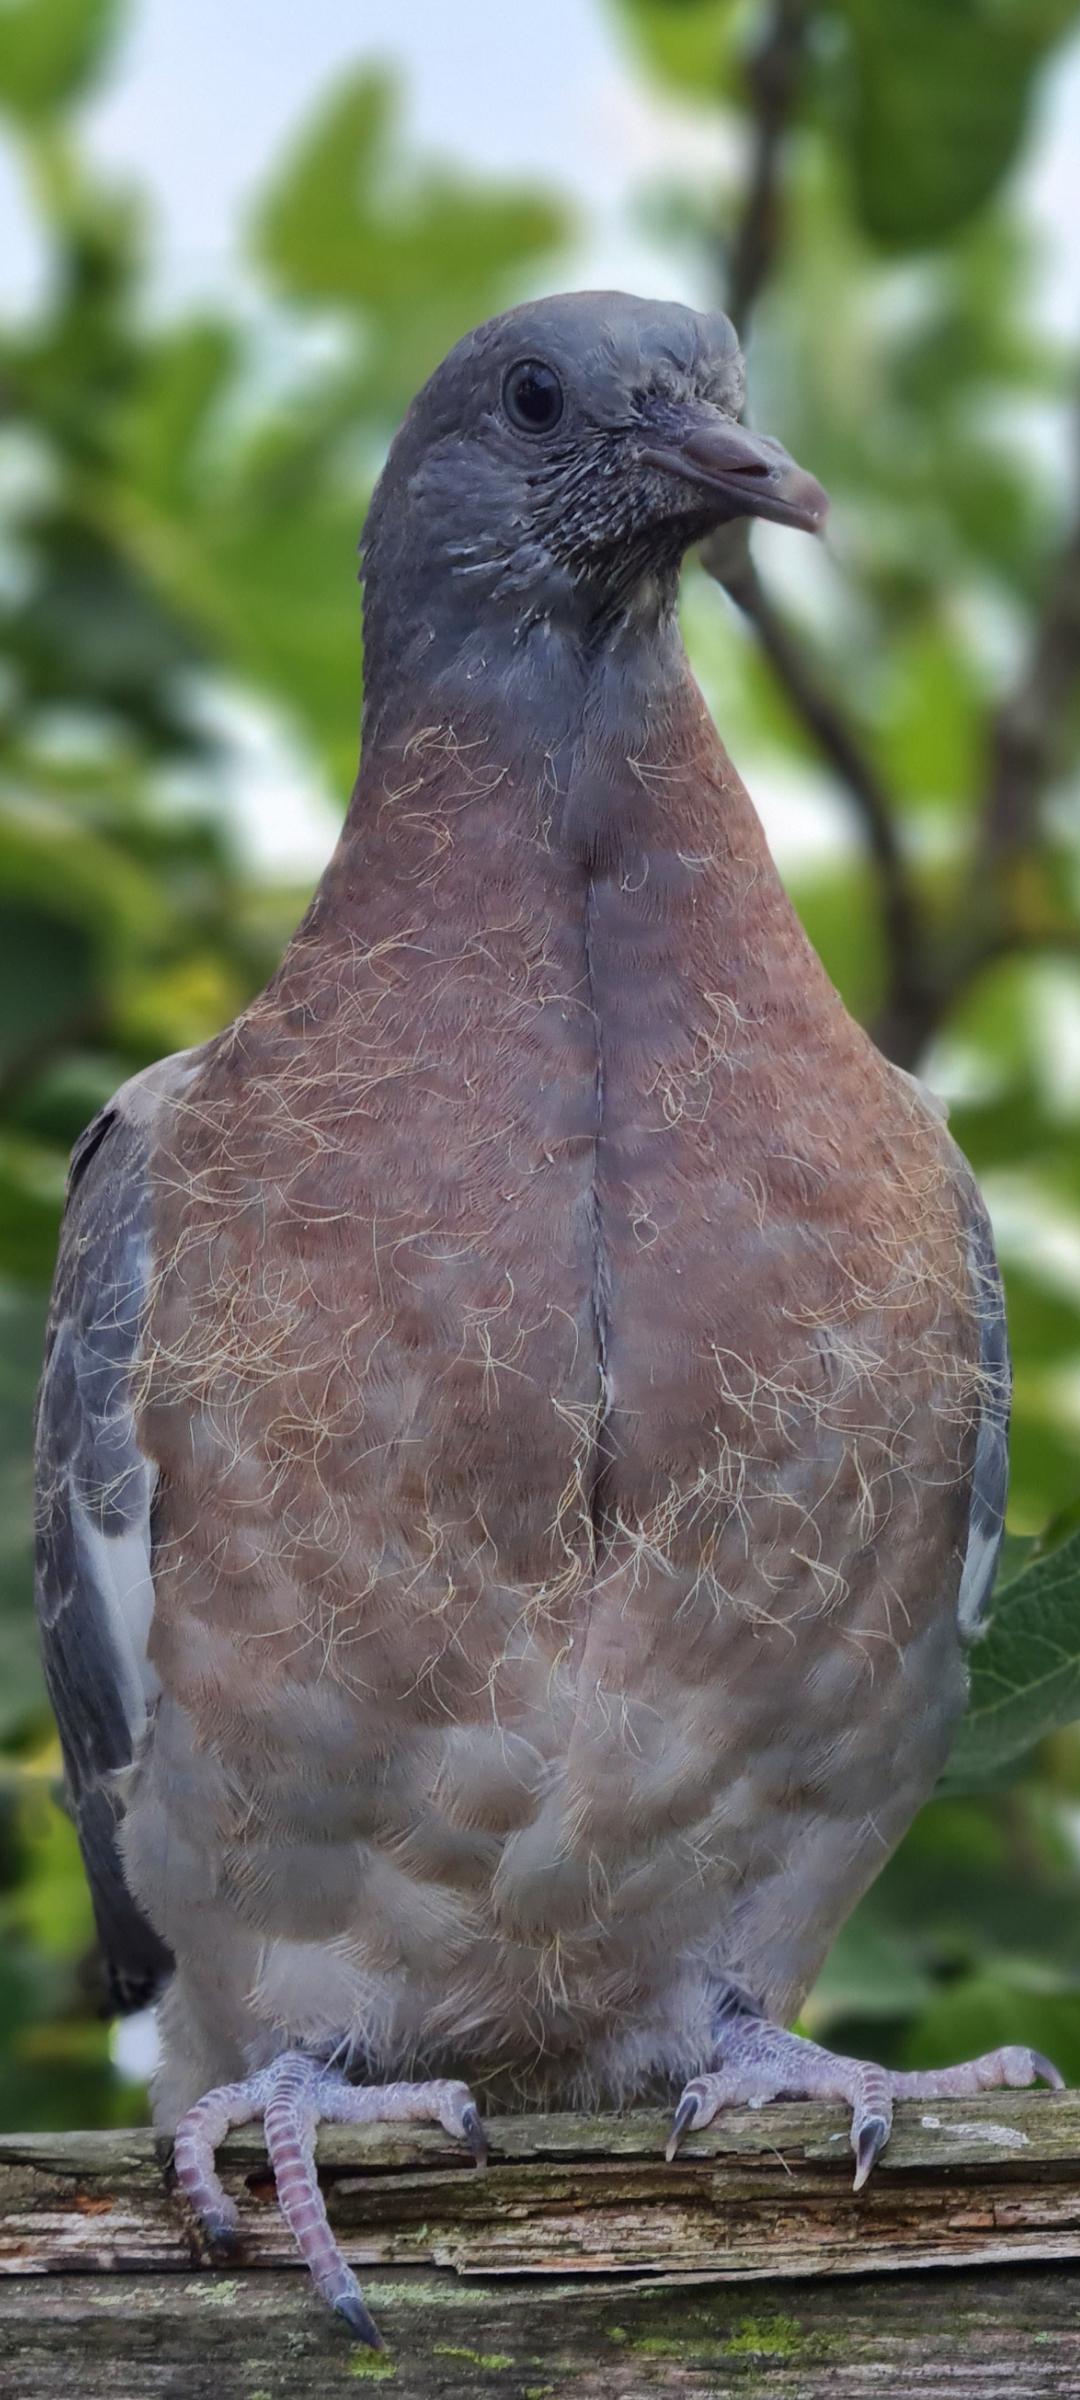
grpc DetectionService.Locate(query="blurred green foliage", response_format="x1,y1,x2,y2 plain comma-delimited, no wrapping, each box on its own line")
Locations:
1,0,1080,2127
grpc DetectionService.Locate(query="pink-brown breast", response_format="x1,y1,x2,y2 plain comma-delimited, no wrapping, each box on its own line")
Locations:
131,689,981,2096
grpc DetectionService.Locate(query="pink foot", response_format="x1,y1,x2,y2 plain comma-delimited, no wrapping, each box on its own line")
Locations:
173,2051,485,2343
666,2016,1063,2189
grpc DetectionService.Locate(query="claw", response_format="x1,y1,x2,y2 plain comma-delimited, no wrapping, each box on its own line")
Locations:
1032,2051,1065,2092
852,2113,889,2192
199,2209,239,2250
174,2055,489,2344
666,2087,702,2162
460,2101,488,2168
334,2289,384,2348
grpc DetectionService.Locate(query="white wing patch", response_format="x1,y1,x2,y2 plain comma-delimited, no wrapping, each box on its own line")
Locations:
957,1210,1010,1641
70,1489,161,1725
34,1050,196,2009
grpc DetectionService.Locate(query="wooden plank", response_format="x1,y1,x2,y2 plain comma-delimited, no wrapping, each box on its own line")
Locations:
1,2093,1080,2285
4,2262,1080,2399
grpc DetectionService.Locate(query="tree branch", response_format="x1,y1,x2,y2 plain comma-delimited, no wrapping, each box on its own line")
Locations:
722,548,932,1055
705,13,1080,1069
977,433,1080,893
724,0,809,332
704,0,934,1063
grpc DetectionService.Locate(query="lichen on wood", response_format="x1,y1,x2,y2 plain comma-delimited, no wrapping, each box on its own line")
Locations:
3,2097,1080,2396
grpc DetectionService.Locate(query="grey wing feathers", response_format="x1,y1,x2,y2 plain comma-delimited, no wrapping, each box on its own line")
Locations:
956,1192,1011,1641
34,1063,189,2009
890,1065,1011,1642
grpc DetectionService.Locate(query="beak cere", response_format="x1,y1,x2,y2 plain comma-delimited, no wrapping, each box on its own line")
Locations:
639,410,828,535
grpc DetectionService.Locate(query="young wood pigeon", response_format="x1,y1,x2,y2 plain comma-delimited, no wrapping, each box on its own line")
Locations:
35,292,1059,2345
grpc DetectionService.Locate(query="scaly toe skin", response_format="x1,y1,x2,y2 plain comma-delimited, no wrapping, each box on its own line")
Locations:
664,2016,1068,2189
173,2053,487,2343
998,2046,1064,2092
665,2066,760,2159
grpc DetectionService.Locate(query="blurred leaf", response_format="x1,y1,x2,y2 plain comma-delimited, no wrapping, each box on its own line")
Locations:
834,0,1080,249
0,1136,64,1282
997,1262,1080,1372
178,490,367,795
0,801,166,1075
10,513,207,736
0,901,95,1074
122,320,238,511
787,859,886,1020
899,1975,1080,2081
869,618,983,812
0,1288,47,1738
804,1914,933,2032
0,0,121,122
10,1769,94,1957
947,1525,1080,1788
1002,1393,1080,1536
854,1792,1080,1972
253,71,563,324
613,0,738,98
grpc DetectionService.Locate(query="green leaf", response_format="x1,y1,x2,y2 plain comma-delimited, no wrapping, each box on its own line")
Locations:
11,512,207,736
946,1523,1080,1789
612,0,740,99
804,1915,933,2032
0,1136,64,1283
787,860,887,1023
253,71,563,322
899,1976,1080,2083
0,1286,47,1738
834,0,1080,249
0,0,121,122
0,900,95,1075
1003,1399,1080,1542
123,320,238,511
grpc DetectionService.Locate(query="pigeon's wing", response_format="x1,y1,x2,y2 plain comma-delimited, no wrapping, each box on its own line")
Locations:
890,1065,1010,1643
956,1190,1011,1641
34,1054,195,2009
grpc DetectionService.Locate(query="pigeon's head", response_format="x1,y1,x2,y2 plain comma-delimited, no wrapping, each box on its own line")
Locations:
361,291,827,682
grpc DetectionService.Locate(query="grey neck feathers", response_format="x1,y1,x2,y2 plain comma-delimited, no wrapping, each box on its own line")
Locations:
358,545,691,767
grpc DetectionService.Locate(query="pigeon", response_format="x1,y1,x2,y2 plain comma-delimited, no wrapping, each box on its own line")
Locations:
34,291,1059,2345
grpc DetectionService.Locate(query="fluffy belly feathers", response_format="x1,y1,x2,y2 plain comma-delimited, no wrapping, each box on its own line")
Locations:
130,729,978,2081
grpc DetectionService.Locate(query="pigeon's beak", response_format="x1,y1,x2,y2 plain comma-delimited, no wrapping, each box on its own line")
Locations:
638,407,828,536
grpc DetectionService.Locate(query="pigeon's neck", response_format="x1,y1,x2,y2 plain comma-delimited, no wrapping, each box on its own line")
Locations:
357,580,691,785
316,595,777,931
288,595,800,1113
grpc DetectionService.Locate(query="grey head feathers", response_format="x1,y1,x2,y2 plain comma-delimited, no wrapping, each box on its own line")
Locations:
359,289,823,734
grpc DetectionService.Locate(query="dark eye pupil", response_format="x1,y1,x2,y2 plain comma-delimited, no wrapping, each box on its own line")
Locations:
504,360,563,433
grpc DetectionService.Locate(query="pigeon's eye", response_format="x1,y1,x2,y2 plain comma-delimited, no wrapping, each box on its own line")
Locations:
502,359,564,435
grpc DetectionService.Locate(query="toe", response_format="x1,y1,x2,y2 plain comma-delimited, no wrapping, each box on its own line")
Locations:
429,2079,488,2163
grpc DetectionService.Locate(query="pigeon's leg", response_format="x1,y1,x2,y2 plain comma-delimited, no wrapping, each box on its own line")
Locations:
174,2051,485,2344
666,2013,1062,2190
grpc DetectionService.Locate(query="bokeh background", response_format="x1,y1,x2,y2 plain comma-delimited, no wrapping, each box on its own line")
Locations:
2,0,1080,2132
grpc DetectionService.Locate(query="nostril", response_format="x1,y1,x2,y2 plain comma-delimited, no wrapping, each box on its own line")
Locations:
679,429,771,478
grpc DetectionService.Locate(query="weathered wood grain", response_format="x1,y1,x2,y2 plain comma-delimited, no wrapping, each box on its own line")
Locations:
3,2100,1080,2397
2,2095,1080,2281
4,2264,1080,2399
